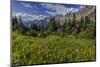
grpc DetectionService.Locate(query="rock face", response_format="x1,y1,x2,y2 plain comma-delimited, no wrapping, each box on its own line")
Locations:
55,6,96,24
79,6,96,17
76,6,96,22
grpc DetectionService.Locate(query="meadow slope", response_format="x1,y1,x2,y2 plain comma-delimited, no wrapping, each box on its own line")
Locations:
12,32,96,65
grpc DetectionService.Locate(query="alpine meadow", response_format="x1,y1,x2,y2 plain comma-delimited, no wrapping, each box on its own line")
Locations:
11,1,96,66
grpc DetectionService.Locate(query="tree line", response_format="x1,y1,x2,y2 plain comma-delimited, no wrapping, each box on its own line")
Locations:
12,13,96,39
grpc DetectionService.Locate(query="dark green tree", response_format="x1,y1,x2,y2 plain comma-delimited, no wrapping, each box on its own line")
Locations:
29,23,38,36
47,17,58,32
71,13,77,34
18,16,27,35
12,16,19,31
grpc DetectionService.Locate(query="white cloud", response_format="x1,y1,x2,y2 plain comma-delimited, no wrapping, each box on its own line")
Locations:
45,11,56,16
15,13,46,21
41,3,80,16
79,6,86,9
22,3,32,8
71,8,79,13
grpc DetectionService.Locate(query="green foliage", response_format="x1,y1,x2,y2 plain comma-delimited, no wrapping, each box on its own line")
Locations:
12,15,96,39
18,16,28,35
12,32,96,66
12,16,19,31
12,14,96,66
31,23,39,31
47,18,58,32
63,19,70,34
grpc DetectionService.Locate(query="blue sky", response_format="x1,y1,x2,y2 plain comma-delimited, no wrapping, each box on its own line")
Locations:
12,0,86,21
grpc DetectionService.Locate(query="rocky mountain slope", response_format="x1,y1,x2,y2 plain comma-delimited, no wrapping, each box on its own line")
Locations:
22,6,96,28
55,6,96,24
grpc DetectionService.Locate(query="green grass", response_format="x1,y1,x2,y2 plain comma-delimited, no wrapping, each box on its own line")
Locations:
12,32,96,66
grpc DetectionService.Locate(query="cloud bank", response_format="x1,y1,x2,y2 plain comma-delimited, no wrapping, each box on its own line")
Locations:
40,3,81,16
15,13,46,21
13,2,86,21
22,3,32,8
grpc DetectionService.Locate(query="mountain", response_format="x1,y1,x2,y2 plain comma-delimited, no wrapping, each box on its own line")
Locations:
55,6,96,25
23,18,49,28
21,6,96,28
75,6,96,22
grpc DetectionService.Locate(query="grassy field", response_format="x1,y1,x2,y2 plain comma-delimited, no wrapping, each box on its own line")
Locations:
12,32,96,66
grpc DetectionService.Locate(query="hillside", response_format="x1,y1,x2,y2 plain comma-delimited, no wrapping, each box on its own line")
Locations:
55,6,96,24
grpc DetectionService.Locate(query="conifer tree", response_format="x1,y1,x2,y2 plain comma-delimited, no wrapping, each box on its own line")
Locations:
18,16,27,35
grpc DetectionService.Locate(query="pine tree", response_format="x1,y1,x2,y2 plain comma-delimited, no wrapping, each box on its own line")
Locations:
12,16,19,31
71,13,77,34
18,16,27,35
29,23,38,36
47,17,57,32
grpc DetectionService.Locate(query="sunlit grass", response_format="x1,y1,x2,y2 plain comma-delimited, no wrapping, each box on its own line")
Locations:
12,32,96,65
